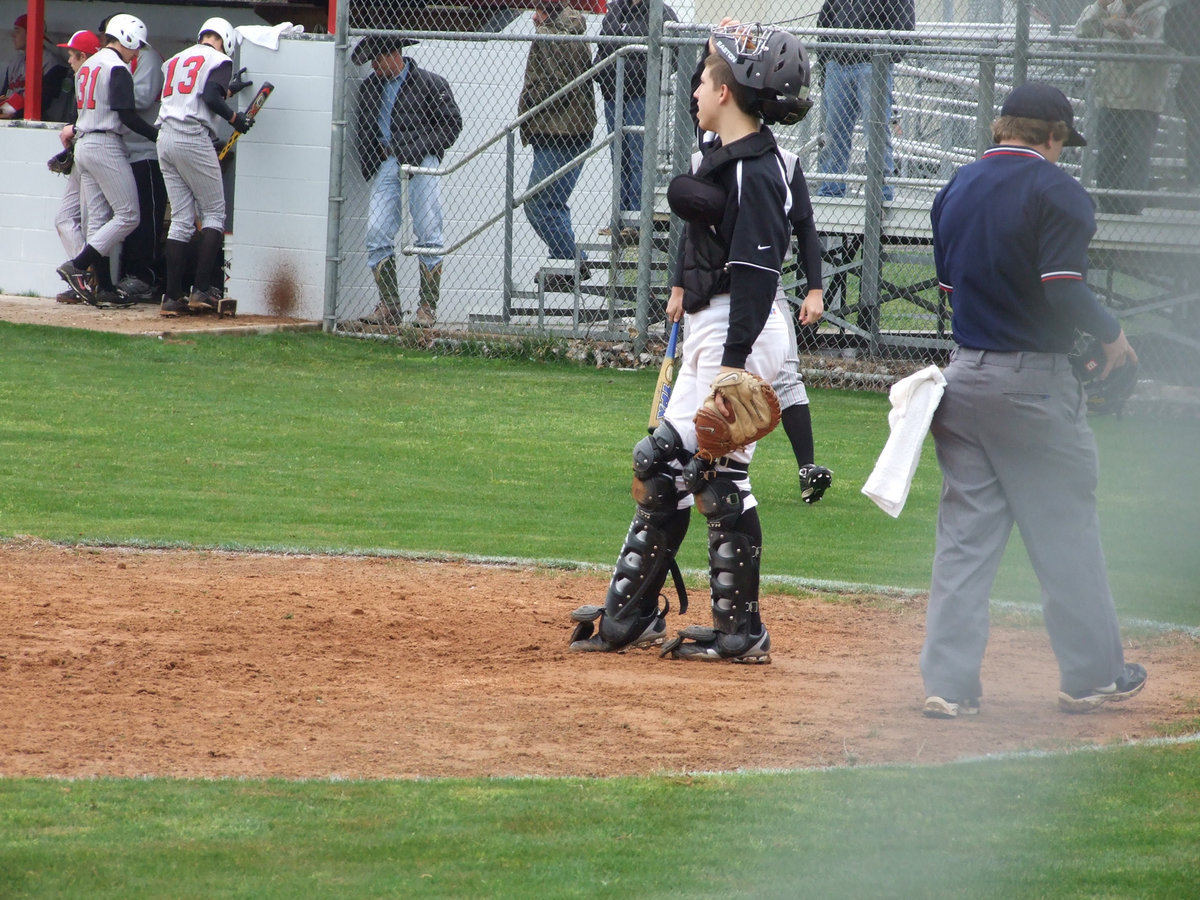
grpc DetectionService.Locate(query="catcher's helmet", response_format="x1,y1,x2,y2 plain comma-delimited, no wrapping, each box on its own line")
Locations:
199,17,238,54
104,14,147,50
710,24,813,125
1069,332,1138,416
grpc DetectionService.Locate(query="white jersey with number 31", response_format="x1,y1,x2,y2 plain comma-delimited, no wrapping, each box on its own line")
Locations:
157,43,230,137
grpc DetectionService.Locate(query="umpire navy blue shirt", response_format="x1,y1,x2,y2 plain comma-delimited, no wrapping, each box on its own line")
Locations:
932,145,1119,353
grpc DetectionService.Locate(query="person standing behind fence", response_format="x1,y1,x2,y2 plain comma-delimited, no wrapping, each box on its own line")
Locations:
520,0,597,293
156,17,253,317
814,0,914,202
353,36,463,328
1,14,72,121
920,82,1146,719
56,14,158,307
1163,0,1200,188
1075,0,1171,214
593,0,678,245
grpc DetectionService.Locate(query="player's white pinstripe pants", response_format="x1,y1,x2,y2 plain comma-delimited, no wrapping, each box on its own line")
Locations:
55,166,85,259
158,122,226,241
664,295,788,514
75,131,139,257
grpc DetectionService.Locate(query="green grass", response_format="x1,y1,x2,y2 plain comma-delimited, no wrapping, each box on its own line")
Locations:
3,742,1199,899
1,322,1196,623
1,322,1199,898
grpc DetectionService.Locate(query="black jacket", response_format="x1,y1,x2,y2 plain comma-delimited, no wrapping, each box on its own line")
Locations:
593,0,678,103
817,0,915,65
354,60,463,180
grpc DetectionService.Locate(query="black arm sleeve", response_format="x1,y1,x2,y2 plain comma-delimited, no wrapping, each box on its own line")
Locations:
796,219,824,291
117,108,158,142
202,61,235,122
1043,278,1121,344
722,265,779,368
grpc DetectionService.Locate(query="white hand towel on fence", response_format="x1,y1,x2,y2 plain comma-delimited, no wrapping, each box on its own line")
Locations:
862,364,947,518
236,23,305,51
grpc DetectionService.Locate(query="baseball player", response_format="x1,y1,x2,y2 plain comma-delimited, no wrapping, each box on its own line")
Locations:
920,82,1146,717
569,24,810,662
55,14,158,307
51,29,103,304
156,17,253,317
109,15,166,303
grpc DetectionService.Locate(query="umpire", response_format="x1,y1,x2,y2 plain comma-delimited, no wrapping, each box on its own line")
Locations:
920,83,1146,719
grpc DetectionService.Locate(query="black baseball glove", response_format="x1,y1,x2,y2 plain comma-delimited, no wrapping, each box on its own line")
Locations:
47,147,74,176
228,67,253,95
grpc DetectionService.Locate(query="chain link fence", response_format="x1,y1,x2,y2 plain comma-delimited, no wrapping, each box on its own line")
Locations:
324,0,1200,390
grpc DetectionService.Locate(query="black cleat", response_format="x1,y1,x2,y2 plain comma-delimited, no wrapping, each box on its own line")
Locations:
1059,663,1147,713
799,464,833,504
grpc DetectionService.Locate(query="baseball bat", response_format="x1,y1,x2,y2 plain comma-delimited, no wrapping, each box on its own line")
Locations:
218,81,274,161
648,321,681,430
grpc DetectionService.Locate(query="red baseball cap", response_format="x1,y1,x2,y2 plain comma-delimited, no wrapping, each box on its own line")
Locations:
58,30,102,56
14,13,28,30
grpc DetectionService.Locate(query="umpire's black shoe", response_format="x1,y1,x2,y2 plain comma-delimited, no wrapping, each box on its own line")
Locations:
57,262,96,305
799,464,833,504
1059,663,1147,713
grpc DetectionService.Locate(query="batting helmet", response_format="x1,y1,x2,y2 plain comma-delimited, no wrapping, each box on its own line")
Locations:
199,17,238,55
710,24,813,125
104,14,147,50
1069,332,1138,416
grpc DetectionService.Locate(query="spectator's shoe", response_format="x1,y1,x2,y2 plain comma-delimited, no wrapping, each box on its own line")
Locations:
95,289,136,309
56,289,83,304
1058,663,1147,713
159,296,190,318
923,696,980,718
799,464,833,504
599,225,640,246
414,301,437,327
187,288,222,314
540,273,577,293
56,262,96,305
660,625,771,664
116,274,155,302
358,303,404,327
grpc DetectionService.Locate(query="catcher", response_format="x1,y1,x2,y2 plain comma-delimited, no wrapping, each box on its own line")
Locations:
569,23,809,662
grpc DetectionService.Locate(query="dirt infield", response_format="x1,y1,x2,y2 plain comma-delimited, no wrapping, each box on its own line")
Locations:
2,542,1197,779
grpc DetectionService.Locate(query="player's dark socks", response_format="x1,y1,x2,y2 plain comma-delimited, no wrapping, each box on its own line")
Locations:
193,227,223,293
72,245,105,274
780,403,815,470
164,239,188,301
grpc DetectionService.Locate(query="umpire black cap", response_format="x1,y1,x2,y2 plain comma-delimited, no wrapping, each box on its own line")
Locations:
352,35,419,65
1001,82,1087,146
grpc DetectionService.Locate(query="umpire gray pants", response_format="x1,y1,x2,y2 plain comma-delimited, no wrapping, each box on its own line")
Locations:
920,348,1126,700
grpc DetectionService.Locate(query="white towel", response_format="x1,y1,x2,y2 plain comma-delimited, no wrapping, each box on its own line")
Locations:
236,23,305,51
861,364,947,518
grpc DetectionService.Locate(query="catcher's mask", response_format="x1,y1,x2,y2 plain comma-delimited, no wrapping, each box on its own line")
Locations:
709,23,813,125
1069,332,1138,416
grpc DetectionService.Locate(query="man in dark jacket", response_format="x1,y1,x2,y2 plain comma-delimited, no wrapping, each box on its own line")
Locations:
593,0,677,243
815,0,914,201
1165,0,1200,186
520,0,596,291
353,36,463,327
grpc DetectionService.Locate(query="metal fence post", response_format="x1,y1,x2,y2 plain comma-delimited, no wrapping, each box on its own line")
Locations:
861,51,889,355
322,1,352,331
1014,0,1031,87
634,0,666,355
504,130,516,323
977,56,996,157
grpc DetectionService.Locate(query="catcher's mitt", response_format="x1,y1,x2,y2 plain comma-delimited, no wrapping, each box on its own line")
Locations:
1069,332,1138,416
694,370,782,460
47,147,74,176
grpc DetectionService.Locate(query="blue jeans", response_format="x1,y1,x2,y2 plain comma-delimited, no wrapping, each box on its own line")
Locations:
525,136,590,261
604,95,646,217
366,154,444,270
817,60,896,202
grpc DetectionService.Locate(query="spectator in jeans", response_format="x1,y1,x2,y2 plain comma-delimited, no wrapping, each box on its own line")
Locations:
1163,0,1200,187
815,0,914,202
593,0,677,244
520,0,596,292
1076,0,1171,213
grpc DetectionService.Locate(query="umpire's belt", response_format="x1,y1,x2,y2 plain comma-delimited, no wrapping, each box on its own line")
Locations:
952,347,1071,372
